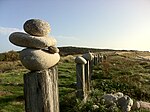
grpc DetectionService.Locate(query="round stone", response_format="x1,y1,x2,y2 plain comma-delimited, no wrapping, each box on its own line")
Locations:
23,19,50,36
20,48,60,71
9,32,57,48
82,53,94,61
75,56,87,64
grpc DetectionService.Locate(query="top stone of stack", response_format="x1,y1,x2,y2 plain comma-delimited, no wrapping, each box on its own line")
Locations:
24,19,50,36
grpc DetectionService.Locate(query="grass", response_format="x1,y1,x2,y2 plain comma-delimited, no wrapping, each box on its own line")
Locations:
0,56,77,112
0,69,26,112
90,54,150,111
1,53,150,111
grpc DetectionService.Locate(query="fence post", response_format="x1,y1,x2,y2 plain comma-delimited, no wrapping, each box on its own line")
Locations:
99,54,103,63
93,54,96,65
103,54,107,61
82,53,94,93
97,54,99,63
24,66,59,112
9,19,60,112
94,54,98,65
89,55,94,76
98,53,101,63
75,56,87,100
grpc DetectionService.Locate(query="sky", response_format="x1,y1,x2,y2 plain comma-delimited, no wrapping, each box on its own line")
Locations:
0,0,150,53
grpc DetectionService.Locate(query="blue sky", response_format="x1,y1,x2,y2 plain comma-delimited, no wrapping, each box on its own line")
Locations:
0,0,150,53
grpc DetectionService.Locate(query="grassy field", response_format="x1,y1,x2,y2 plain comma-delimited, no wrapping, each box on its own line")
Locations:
1,51,150,111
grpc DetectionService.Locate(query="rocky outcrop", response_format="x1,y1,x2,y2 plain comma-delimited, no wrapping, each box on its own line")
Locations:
101,92,133,112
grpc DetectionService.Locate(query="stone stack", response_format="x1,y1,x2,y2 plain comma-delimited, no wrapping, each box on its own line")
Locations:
9,19,60,71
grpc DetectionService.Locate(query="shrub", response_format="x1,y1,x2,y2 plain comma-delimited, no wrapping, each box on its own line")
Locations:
0,51,19,61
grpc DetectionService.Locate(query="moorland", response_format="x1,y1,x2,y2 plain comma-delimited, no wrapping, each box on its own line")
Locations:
1,46,150,112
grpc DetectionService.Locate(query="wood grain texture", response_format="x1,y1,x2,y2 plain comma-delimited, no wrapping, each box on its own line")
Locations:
24,66,59,112
76,64,86,99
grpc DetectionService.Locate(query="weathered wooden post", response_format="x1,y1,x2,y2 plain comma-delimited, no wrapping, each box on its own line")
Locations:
93,54,96,65
103,54,107,61
94,54,98,65
9,19,60,112
99,54,103,63
89,53,94,76
98,53,101,63
75,56,87,100
97,53,99,63
82,52,94,93
96,54,99,65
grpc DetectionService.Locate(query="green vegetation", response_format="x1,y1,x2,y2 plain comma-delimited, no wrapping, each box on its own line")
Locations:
0,69,26,112
0,51,19,61
1,50,150,111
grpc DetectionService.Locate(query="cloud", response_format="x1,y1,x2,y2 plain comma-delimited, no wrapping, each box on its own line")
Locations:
0,28,86,52
0,27,23,36
0,27,23,53
54,35,85,46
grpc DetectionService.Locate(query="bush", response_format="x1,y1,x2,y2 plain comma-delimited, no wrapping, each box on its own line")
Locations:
0,61,24,73
0,51,19,61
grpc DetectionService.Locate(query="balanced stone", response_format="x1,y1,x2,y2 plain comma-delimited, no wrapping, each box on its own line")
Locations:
9,32,56,48
20,48,60,71
48,46,59,54
75,56,87,64
82,53,94,61
24,19,50,36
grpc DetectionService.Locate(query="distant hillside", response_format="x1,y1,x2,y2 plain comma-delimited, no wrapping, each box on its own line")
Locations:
0,46,131,61
0,50,19,61
58,46,115,56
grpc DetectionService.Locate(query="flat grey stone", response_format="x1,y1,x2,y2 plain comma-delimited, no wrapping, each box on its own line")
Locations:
9,32,57,48
24,19,50,36
20,48,60,71
75,56,87,64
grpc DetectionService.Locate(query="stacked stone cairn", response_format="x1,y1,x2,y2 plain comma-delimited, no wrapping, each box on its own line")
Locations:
9,19,60,71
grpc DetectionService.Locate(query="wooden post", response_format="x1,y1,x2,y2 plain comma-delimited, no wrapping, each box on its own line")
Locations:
100,54,103,63
103,54,107,61
89,58,94,77
94,55,98,65
97,54,99,63
24,66,59,112
98,54,101,63
85,61,90,92
75,56,87,101
76,64,86,100
94,55,96,65
82,53,94,97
